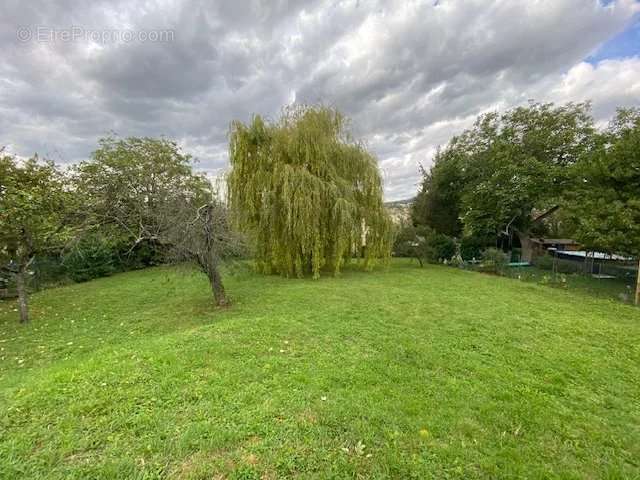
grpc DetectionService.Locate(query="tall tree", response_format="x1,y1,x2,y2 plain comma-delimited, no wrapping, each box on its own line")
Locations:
228,105,392,278
425,102,594,261
411,147,464,237
76,136,237,306
75,136,209,252
0,154,74,323
566,108,640,304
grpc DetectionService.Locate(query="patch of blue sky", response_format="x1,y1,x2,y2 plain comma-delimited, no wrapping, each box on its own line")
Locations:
587,14,640,63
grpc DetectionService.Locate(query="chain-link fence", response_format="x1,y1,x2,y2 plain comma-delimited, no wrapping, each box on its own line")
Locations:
508,252,639,305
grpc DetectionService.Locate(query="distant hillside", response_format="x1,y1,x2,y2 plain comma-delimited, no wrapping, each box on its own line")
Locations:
385,197,414,224
384,197,414,208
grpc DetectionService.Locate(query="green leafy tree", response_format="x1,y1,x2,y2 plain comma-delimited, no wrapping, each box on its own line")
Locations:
228,105,392,278
76,136,238,306
412,148,464,237
425,233,457,263
394,225,456,267
416,102,594,261
75,136,210,252
0,154,75,322
460,102,595,261
566,108,640,303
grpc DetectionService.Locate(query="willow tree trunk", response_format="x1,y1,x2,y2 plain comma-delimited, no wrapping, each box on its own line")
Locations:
15,269,29,323
208,266,228,307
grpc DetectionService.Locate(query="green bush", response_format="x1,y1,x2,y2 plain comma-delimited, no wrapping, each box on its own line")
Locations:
424,233,456,263
392,226,456,265
116,240,167,270
480,247,509,274
61,234,172,284
392,225,421,258
32,255,67,288
63,235,117,282
460,236,490,261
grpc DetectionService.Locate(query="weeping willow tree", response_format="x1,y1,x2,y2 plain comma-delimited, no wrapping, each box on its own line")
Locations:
228,105,392,278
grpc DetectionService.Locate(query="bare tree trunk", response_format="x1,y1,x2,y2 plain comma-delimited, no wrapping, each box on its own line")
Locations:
15,268,29,323
208,266,229,307
635,257,640,306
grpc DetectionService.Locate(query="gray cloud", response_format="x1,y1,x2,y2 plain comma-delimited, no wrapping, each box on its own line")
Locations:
1,0,639,199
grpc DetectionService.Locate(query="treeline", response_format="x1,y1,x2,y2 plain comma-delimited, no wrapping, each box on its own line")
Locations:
1,105,394,324
401,103,640,271
1,137,243,323
4,102,639,321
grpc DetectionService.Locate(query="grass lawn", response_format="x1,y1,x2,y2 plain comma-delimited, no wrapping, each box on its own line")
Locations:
504,265,636,304
1,259,639,479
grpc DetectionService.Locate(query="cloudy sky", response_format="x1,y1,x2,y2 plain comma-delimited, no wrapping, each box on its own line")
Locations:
2,0,640,200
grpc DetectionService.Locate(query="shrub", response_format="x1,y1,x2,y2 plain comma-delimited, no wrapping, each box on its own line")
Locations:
32,255,68,288
392,227,456,266
63,235,117,282
460,236,489,261
392,225,421,258
480,247,509,274
424,233,456,263
116,240,167,270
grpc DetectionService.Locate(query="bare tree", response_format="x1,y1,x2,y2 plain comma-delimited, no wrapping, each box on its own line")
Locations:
166,199,244,306
76,136,243,308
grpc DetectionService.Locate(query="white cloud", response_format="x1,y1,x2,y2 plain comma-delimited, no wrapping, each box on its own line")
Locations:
1,0,639,200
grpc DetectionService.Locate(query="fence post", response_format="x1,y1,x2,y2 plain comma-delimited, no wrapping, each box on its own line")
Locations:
635,258,640,305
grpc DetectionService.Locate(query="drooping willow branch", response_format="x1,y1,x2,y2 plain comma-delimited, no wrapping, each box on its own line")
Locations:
228,105,392,278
